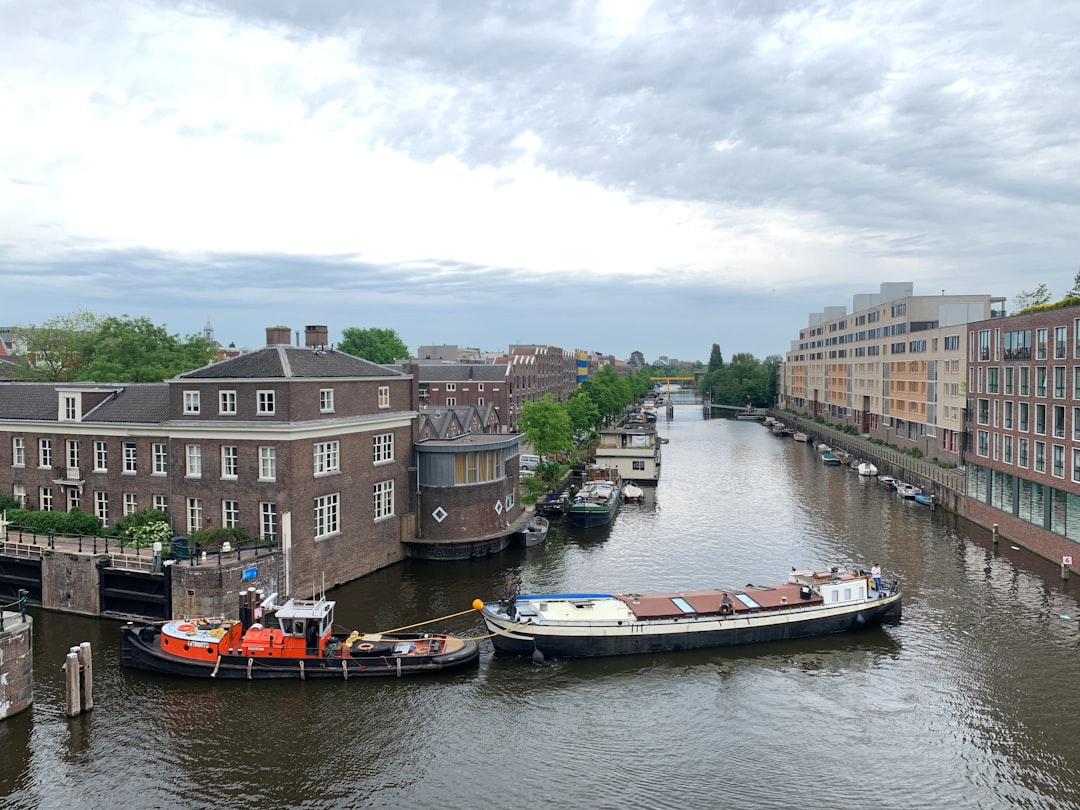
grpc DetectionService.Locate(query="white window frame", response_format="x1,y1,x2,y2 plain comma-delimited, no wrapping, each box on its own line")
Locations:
313,440,340,476
39,438,52,468
62,394,78,421
222,499,240,528
187,497,203,533
261,502,278,542
219,390,237,415
221,445,239,479
67,439,80,471
314,493,340,539
153,443,168,475
13,484,26,508
153,494,168,514
378,386,390,409
12,437,25,467
124,493,138,516
40,486,53,511
257,390,276,415
123,442,137,473
373,480,394,520
320,388,335,413
94,440,108,472
183,390,201,415
186,444,202,478
373,433,394,464
259,446,277,481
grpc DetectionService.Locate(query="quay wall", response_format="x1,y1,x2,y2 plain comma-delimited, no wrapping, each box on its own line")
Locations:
0,610,33,719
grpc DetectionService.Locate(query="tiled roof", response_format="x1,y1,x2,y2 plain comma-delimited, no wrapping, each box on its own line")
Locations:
394,363,508,383
179,346,404,380
0,382,170,424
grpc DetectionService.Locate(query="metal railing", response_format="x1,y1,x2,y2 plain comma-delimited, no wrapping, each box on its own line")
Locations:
0,590,29,631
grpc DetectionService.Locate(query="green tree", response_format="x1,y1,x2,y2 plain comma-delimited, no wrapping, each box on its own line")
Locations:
518,394,573,458
80,316,216,382
12,311,100,381
708,344,724,372
1067,269,1080,299
338,327,410,363
1014,284,1051,312
565,390,601,435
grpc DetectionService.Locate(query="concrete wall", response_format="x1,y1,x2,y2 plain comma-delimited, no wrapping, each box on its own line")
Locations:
0,612,33,719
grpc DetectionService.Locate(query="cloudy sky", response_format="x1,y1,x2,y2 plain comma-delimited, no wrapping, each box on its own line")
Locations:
3,1,1078,364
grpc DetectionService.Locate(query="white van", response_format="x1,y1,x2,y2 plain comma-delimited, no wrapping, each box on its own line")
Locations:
520,454,541,471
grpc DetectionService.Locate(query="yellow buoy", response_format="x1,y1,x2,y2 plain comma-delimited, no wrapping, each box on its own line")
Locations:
472,599,484,611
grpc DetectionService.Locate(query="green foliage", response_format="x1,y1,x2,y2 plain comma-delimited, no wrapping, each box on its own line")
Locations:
80,316,216,382
565,391,601,434
518,394,573,457
1013,283,1052,312
707,344,724,372
1016,295,1080,315
5,508,102,536
699,352,778,408
338,327,410,363
111,509,172,546
12,311,100,382
579,365,635,422
0,491,20,512
190,526,248,550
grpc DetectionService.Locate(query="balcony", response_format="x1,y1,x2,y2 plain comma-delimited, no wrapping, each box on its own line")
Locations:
53,466,85,487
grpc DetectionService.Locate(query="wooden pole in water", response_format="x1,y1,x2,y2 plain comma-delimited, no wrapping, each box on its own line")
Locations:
79,642,93,712
64,649,81,717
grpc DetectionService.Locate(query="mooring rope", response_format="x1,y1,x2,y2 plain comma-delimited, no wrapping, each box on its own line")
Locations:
374,607,479,635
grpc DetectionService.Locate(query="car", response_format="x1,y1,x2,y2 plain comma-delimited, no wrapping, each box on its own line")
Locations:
520,454,541,471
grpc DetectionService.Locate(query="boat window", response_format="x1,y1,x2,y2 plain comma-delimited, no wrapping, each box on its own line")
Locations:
830,591,839,603
734,593,761,609
844,588,852,600
670,597,695,614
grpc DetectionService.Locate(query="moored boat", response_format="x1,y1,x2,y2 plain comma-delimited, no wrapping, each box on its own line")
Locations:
519,514,550,547
858,462,879,477
913,492,933,506
878,475,897,487
821,452,841,465
565,466,621,527
478,566,901,660
896,482,921,499
120,595,481,679
622,481,644,503
792,432,810,442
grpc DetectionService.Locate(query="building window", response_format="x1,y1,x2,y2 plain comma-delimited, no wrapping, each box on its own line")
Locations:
12,437,24,467
183,391,201,415
373,480,394,520
1005,366,1014,395
94,441,107,472
1018,438,1029,468
314,493,340,538
633,460,646,471
123,442,137,473
39,438,52,468
67,439,80,471
1004,401,1014,430
1036,367,1047,397
259,446,277,481
219,390,237,415
1053,445,1065,478
320,388,335,413
257,390,276,415
446,383,457,391
124,493,137,516
1034,441,1046,473
13,484,26,508
261,502,278,542
1035,404,1046,435
978,330,991,361
373,433,394,464
1003,435,1013,465
153,443,168,475
186,444,202,477
505,492,515,511
986,367,999,394
1019,402,1030,432
187,498,203,533
222,500,239,528
478,383,484,391
977,430,989,457
1055,326,1068,359
62,394,78,421
446,397,456,407
1019,367,1030,395
1055,366,1066,397
378,386,390,409
92,492,108,525
221,446,239,479
478,397,485,406
944,335,960,351
153,494,168,514
1073,448,1080,482
313,441,340,476
1054,405,1066,438
1037,328,1048,360
40,486,53,511
1004,330,1031,360
977,399,989,425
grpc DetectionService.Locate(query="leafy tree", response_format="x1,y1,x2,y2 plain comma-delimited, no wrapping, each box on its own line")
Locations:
518,394,573,458
79,316,216,382
1067,269,1080,298
708,344,724,372
580,365,634,422
1014,284,1051,312
565,390,601,435
12,311,100,381
338,327,410,364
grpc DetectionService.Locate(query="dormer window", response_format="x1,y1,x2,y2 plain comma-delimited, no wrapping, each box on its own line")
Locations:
183,391,201,415
59,393,79,421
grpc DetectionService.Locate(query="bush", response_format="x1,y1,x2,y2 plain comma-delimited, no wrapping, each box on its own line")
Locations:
6,507,102,536
189,526,248,550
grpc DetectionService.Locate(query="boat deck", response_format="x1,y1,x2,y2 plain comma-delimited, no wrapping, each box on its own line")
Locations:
616,583,822,620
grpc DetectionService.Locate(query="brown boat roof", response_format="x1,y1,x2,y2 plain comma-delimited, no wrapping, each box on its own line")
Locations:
615,583,822,620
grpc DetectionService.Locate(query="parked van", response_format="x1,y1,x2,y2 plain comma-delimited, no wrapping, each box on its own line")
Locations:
520,454,541,471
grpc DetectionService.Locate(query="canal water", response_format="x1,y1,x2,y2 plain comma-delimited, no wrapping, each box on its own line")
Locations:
5,409,1080,809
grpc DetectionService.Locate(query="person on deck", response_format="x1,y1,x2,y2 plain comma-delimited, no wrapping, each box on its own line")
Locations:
719,592,734,616
871,563,883,593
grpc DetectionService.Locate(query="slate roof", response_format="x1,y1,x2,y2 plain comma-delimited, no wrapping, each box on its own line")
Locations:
388,363,508,383
0,382,170,424
179,346,405,380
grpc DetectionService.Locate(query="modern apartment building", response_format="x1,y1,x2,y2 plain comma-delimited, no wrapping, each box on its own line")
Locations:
963,304,1080,563
782,283,1005,464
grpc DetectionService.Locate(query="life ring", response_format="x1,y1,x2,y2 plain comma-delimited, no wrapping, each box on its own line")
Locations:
356,642,375,652
177,622,196,632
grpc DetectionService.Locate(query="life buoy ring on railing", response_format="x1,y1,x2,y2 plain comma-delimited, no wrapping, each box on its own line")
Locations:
357,642,375,652
177,622,196,632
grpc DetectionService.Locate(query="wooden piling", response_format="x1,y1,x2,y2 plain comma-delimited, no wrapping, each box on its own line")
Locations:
63,642,94,717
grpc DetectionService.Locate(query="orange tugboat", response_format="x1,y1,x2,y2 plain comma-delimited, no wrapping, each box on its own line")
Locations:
120,595,480,679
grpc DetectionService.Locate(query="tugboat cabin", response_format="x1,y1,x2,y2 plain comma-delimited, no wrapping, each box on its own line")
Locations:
240,597,335,658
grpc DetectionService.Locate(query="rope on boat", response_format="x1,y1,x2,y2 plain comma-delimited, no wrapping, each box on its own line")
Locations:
459,620,537,642
373,607,480,635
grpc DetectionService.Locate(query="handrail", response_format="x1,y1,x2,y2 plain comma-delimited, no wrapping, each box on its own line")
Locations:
0,590,29,631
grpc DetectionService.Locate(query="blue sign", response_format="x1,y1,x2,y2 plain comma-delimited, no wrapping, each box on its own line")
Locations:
242,567,257,581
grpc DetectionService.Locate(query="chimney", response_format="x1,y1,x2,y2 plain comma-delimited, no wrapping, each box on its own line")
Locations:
305,325,329,349
266,326,291,346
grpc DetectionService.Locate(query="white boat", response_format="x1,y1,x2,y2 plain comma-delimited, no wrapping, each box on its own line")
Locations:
878,475,896,487
622,481,644,503
858,462,879,477
519,515,550,547
478,565,902,660
896,482,921,498
792,432,810,442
